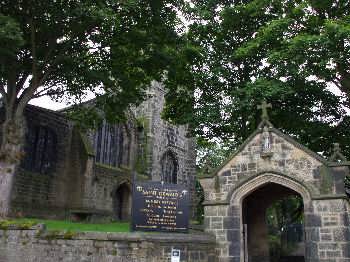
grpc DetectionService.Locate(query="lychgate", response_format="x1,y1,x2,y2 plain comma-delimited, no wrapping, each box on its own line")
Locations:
199,106,350,262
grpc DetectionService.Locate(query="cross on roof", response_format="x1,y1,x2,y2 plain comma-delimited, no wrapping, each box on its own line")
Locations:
257,100,272,121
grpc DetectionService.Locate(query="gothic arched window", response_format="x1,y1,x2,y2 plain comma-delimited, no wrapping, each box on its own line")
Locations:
94,122,130,167
22,125,57,174
161,151,178,184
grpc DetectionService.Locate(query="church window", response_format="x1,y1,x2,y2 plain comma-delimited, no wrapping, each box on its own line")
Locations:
167,127,177,146
21,125,57,174
161,151,178,184
94,122,130,167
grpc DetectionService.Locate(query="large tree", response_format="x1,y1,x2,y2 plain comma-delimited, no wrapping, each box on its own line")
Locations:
0,0,190,217
164,0,350,159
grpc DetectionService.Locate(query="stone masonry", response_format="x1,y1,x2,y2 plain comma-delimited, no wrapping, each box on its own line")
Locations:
199,118,350,262
0,227,216,262
0,81,196,220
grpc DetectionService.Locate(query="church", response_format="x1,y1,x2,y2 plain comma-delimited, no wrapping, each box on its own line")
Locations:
5,81,196,221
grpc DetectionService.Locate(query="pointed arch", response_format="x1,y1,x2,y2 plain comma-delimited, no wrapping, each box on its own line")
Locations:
160,150,178,184
112,182,132,221
229,172,312,206
226,173,311,262
93,121,132,167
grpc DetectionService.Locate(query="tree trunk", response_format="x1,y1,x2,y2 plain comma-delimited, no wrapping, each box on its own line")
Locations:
0,111,25,218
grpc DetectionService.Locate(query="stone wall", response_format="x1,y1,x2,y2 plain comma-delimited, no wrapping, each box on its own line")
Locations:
306,198,350,261
78,163,132,219
135,82,197,212
199,124,350,262
2,81,197,221
0,228,217,262
10,105,73,219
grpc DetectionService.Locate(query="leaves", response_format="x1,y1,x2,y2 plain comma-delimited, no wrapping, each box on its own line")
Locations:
0,0,191,130
0,14,24,58
163,0,350,159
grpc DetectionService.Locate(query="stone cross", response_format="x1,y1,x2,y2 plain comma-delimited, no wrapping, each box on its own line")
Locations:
257,100,272,121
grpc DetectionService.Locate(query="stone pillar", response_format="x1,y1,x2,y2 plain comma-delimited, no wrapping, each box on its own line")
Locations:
204,204,233,261
305,198,350,261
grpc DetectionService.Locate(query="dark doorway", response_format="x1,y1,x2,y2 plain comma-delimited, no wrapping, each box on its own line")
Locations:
161,151,178,184
242,183,305,262
113,183,131,221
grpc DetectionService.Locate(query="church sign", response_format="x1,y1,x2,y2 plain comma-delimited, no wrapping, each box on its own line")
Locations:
131,181,189,233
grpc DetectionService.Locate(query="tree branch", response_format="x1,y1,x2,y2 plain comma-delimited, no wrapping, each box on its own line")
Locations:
0,83,8,109
32,90,64,99
15,17,40,117
33,84,61,98
16,74,29,92
0,84,6,99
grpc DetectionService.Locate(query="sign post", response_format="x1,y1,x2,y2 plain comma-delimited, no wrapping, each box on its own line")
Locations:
171,249,181,262
131,181,189,233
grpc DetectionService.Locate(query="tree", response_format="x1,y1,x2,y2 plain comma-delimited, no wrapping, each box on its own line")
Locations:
196,138,233,174
0,0,190,217
163,0,350,159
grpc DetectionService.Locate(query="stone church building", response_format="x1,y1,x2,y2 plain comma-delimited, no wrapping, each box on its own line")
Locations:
200,105,350,262
4,82,196,220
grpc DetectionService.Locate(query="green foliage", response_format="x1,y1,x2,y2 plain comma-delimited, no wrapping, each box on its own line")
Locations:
194,179,204,224
163,0,350,159
197,139,234,174
0,219,37,230
266,196,304,231
10,218,130,233
0,14,24,57
266,196,304,260
345,175,350,198
0,0,191,127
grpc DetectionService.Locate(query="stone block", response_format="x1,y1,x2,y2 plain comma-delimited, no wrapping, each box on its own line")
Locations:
217,206,228,217
305,242,318,258
228,242,240,257
305,214,321,227
305,228,320,242
226,230,240,242
223,217,240,229
321,234,333,241
222,170,231,177
342,243,350,258
328,200,345,212
227,206,240,217
247,163,256,171
326,251,341,258
334,228,350,242
319,243,338,250
205,206,218,217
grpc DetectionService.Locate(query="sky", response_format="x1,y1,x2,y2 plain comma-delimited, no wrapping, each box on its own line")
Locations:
30,96,68,110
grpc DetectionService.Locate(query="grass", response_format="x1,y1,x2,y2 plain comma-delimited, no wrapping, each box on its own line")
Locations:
11,218,130,233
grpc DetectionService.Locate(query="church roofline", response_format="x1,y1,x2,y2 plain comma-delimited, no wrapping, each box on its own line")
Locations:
25,104,68,119
198,122,331,179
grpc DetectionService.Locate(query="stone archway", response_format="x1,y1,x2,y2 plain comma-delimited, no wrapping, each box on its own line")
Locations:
242,182,305,262
113,183,131,221
230,173,311,262
200,121,350,262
